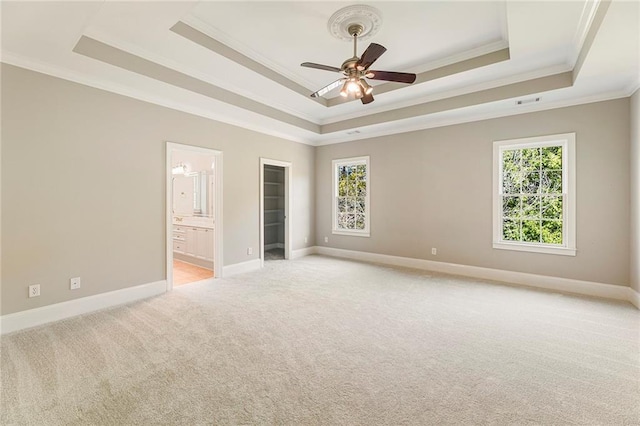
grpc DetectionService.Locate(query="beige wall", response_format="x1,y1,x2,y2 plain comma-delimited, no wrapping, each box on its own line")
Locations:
631,89,639,292
316,99,631,286
1,64,315,315
1,62,634,317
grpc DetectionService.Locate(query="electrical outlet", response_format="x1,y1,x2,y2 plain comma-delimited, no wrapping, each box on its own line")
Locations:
70,277,81,290
432,248,437,255
247,247,253,255
324,236,329,243
29,284,40,298
304,237,308,244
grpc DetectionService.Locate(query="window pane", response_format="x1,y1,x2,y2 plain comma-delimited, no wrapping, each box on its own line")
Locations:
521,148,541,171
522,220,541,242
502,172,521,194
345,214,355,229
337,213,348,229
345,165,353,178
502,150,521,173
541,171,562,193
503,219,520,241
522,171,540,194
522,195,541,219
541,196,562,220
334,158,368,234
337,197,347,213
346,177,356,196
542,220,563,244
496,137,571,251
502,196,521,218
345,197,356,213
338,166,348,196
542,146,562,169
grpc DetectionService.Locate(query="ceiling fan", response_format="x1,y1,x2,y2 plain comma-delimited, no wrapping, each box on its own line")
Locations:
301,24,417,104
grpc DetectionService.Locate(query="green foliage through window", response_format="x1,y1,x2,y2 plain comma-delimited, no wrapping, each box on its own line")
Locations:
501,146,563,245
336,163,367,231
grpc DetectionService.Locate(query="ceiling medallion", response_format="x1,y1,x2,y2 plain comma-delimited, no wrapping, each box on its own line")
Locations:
327,5,383,42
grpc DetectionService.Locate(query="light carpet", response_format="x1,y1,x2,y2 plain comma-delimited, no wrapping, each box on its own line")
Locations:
1,255,639,425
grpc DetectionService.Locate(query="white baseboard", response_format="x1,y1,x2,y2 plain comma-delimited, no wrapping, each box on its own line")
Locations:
628,288,640,309
292,246,317,259
310,246,638,308
0,280,167,335
222,258,261,277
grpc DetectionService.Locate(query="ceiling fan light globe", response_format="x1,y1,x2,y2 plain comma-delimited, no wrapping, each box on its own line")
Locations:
359,80,373,95
347,81,360,93
340,81,349,97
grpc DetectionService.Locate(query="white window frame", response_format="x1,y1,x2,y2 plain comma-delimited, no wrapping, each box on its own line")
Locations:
492,133,576,256
332,156,370,237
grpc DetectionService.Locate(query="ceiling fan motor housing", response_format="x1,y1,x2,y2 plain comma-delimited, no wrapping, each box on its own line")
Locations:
301,4,415,104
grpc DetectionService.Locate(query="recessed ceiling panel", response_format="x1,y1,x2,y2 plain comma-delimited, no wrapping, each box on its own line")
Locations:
188,1,506,91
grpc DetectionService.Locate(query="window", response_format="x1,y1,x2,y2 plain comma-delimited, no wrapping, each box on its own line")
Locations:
332,156,370,236
493,133,576,256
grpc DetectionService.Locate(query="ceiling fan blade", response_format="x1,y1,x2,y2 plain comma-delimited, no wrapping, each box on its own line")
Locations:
360,92,374,104
301,62,342,73
356,43,387,70
367,70,417,84
310,79,345,98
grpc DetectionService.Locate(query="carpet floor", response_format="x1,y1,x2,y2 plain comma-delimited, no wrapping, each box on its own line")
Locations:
1,255,639,425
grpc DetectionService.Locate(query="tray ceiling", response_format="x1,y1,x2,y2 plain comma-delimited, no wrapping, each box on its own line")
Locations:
1,1,638,145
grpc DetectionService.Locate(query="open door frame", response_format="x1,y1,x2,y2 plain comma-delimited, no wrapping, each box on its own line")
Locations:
260,158,292,267
166,142,224,291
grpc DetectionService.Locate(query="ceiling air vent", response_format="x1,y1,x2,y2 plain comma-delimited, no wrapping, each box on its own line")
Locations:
516,97,541,105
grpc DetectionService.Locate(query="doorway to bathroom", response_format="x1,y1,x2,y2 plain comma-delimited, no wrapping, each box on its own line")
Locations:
166,143,223,290
260,158,292,265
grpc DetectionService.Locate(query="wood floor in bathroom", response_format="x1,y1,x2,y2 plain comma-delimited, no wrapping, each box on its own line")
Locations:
173,259,213,286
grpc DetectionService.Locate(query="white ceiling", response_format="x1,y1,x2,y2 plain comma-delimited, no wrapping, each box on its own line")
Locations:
1,1,638,146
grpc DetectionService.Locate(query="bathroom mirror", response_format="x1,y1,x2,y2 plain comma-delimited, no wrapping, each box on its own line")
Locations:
172,171,211,216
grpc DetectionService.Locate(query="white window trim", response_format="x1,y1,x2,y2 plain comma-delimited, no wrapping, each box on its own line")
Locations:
492,133,576,256
332,156,370,237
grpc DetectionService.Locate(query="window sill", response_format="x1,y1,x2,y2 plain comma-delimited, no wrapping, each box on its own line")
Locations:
332,229,370,238
493,242,576,256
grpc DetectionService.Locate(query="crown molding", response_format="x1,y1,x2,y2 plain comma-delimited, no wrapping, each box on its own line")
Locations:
572,0,611,82
1,52,315,146
570,0,602,68
181,14,320,95
625,81,640,97
312,88,631,146
7,48,629,149
389,40,509,76
82,27,321,125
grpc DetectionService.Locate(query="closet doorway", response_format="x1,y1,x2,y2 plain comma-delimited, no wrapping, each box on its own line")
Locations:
166,142,223,291
260,158,292,265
